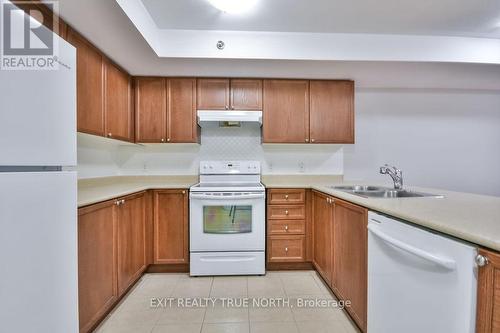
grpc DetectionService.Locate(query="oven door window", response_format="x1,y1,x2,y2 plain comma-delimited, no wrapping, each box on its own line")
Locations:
203,205,252,234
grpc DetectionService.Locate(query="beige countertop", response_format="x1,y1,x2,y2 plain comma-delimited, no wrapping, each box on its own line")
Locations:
264,175,500,251
79,174,500,251
78,175,198,207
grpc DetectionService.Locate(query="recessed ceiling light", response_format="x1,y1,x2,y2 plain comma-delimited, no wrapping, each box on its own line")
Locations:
206,0,258,14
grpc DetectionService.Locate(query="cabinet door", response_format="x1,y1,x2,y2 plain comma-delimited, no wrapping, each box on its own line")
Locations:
135,78,167,143
263,80,309,143
312,191,333,285
332,199,367,331
116,192,147,294
197,78,230,110
476,248,500,332
78,201,116,333
167,78,198,143
68,28,104,136
104,61,133,142
230,79,262,110
153,190,189,264
310,80,354,143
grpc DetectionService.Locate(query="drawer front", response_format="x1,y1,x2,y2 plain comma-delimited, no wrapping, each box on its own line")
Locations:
268,205,305,220
268,236,305,262
268,189,305,205
268,219,305,235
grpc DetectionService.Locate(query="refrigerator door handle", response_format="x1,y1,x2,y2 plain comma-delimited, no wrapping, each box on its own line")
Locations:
368,223,456,270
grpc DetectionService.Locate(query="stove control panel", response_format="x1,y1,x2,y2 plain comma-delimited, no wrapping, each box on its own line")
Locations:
200,161,261,174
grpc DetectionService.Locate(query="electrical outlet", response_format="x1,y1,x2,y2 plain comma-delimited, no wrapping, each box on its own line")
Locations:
298,162,305,173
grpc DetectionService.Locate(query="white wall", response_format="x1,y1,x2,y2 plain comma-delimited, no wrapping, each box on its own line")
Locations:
77,133,121,178
344,88,500,196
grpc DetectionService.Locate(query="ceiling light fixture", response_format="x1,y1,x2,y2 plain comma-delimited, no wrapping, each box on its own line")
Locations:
206,0,258,14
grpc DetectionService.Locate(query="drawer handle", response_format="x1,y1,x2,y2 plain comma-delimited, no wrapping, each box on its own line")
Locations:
285,247,288,253
285,225,289,231
285,210,289,215
285,194,289,199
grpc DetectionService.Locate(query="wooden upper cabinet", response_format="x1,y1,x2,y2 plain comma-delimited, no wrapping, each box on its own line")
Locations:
67,28,104,136
197,78,230,110
135,78,167,143
230,79,262,110
476,248,500,333
263,80,310,143
332,199,367,332
78,201,116,333
104,61,133,142
312,191,333,285
116,192,147,295
153,190,189,264
310,80,354,144
168,78,198,143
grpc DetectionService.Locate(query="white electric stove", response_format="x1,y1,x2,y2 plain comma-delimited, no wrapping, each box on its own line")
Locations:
189,161,266,276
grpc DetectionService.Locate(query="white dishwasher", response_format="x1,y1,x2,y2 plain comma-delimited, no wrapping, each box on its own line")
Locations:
368,211,477,333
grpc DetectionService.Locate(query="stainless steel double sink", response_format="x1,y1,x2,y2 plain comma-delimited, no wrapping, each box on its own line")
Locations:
331,185,443,198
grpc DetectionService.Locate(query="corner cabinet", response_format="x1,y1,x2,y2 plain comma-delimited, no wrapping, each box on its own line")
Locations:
476,248,500,332
153,190,189,264
135,77,198,143
263,79,355,144
68,27,134,142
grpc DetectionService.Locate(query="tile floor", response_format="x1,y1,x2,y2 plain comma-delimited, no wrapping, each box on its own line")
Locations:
95,270,360,333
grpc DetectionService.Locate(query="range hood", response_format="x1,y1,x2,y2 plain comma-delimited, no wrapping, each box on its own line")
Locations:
197,110,262,127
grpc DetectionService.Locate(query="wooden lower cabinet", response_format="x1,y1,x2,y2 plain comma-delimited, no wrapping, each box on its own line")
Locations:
78,200,117,333
312,191,333,285
116,192,147,294
153,190,189,264
476,248,500,332
332,199,368,332
78,191,148,332
268,235,305,262
267,189,311,266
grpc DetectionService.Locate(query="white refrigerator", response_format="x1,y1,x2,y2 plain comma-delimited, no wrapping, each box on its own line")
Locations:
0,31,79,332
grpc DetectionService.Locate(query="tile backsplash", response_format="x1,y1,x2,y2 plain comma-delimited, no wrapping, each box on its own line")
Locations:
77,123,344,178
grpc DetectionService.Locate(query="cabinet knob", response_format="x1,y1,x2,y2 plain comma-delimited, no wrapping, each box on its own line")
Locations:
285,210,289,215
285,247,288,252
311,139,315,143
182,190,186,194
107,133,112,138
285,194,289,199
120,199,125,205
115,200,120,206
167,138,171,142
225,105,229,110
285,225,289,231
161,138,165,142
231,106,235,110
476,254,489,267
305,138,309,143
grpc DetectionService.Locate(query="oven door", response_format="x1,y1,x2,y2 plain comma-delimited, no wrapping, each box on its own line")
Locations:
189,191,265,252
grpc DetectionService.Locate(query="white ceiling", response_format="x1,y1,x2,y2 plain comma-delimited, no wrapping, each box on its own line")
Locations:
142,0,500,38
51,0,500,89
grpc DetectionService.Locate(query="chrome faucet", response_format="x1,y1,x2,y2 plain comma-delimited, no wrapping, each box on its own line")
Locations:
380,164,403,190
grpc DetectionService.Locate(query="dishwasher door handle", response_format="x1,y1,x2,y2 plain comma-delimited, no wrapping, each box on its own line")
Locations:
368,224,456,270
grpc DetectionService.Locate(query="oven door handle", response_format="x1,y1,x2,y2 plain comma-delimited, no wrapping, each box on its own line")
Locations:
190,193,265,200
